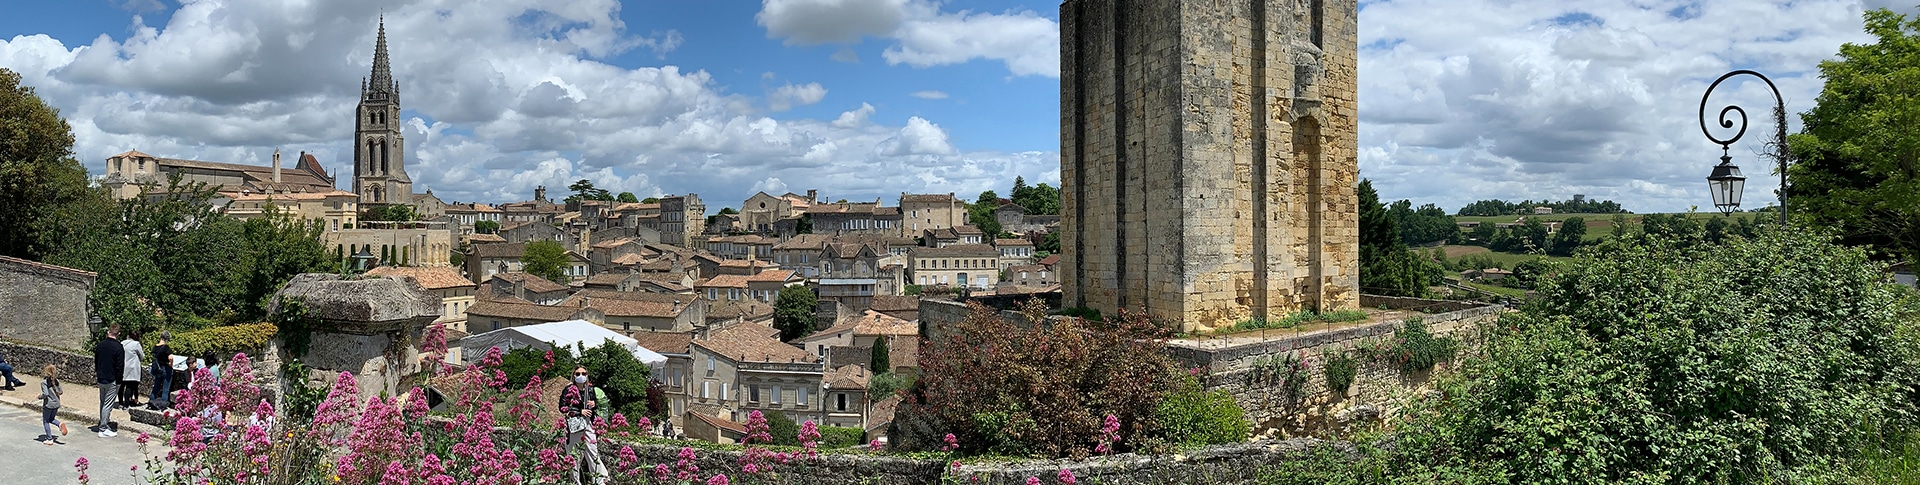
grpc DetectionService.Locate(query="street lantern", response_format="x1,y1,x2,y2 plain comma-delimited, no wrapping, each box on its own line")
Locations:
1698,69,1786,222
350,248,377,272
1706,155,1745,216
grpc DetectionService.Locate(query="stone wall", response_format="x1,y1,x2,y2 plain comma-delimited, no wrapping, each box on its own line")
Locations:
1360,294,1488,314
1060,0,1362,332
0,256,97,351
1169,302,1504,435
0,340,186,427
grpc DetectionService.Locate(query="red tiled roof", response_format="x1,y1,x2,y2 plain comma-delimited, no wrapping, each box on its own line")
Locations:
745,270,796,283
697,275,751,288
693,323,818,364
993,238,1033,247
689,411,747,434
364,266,474,290
491,272,568,293
825,364,871,390
630,331,693,355
1037,254,1061,266
465,299,580,322
850,310,917,337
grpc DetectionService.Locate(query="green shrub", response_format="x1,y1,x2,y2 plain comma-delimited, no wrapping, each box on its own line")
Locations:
1385,229,1920,483
1153,375,1250,447
818,426,865,449
1383,318,1455,374
867,372,914,402
766,410,800,446
169,322,278,358
1322,350,1358,394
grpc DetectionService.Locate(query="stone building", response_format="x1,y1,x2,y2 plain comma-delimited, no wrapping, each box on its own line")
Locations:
353,19,413,208
102,149,337,201
740,191,815,235
686,323,827,428
805,200,903,236
900,193,964,233
563,290,706,333
908,244,1001,289
324,221,455,268
658,194,706,247
225,189,361,232
1059,0,1361,331
0,256,96,350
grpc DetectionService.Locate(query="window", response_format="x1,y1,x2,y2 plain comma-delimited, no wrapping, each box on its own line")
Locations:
722,383,730,401
772,386,781,404
708,289,717,300
836,393,847,411
750,385,761,403
707,357,714,372
702,382,710,399
798,387,808,406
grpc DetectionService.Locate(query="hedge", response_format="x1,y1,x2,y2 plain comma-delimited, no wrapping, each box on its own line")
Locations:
819,425,865,449
170,322,278,359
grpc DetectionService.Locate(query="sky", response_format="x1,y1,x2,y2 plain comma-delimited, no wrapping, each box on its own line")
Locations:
0,0,1914,214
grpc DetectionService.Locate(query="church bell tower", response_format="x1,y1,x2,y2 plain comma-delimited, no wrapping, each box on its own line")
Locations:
353,17,412,207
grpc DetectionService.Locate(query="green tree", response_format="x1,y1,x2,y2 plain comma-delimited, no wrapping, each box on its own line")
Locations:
474,220,500,234
641,197,659,204
577,339,653,416
521,240,571,284
566,179,614,202
773,285,819,341
616,192,639,203
870,337,891,372
1788,8,1920,267
1009,176,1061,216
1358,179,1433,297
1,68,92,260
796,213,813,234
1550,216,1587,256
239,207,332,320
968,190,1003,236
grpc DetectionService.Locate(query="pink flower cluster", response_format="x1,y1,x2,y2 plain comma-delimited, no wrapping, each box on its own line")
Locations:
1094,414,1121,454
943,432,961,452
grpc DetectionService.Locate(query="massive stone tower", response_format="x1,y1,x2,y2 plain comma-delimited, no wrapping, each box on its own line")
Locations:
353,17,412,207
1059,0,1360,331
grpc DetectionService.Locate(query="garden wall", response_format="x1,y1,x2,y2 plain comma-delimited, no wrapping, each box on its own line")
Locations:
1166,301,1505,436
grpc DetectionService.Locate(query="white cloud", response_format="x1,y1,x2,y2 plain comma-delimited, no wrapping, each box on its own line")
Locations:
908,90,947,99
756,0,914,44
0,0,1059,210
832,102,875,128
756,0,1059,77
767,82,828,111
1353,0,1879,213
750,177,791,195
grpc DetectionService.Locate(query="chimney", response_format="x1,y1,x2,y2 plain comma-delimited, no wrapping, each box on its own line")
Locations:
806,189,817,203
272,149,283,184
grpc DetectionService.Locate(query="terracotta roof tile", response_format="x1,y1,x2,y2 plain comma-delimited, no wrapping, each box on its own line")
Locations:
825,364,871,390
851,310,917,337
467,234,507,244
697,275,751,288
629,331,693,354
898,193,956,203
611,253,646,265
465,299,580,322
689,411,747,434
693,323,817,364
745,270,797,283
717,259,777,268
491,272,568,293
993,238,1033,247
470,242,526,259
562,290,695,318
706,300,773,323
364,266,474,290
1037,254,1060,266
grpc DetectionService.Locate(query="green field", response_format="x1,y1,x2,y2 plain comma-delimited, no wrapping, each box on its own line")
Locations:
1439,245,1566,267
1453,211,1765,243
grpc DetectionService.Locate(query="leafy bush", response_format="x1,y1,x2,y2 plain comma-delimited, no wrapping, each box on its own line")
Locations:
818,426,865,449
1152,375,1250,447
169,322,278,358
766,410,801,446
499,345,574,390
1322,350,1358,394
577,338,653,416
903,299,1179,458
1383,318,1456,374
1384,229,1920,483
867,371,914,402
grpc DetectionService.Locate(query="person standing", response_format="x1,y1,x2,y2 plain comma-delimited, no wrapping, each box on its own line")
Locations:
120,331,145,407
147,332,173,410
91,326,123,437
557,366,609,485
36,364,67,445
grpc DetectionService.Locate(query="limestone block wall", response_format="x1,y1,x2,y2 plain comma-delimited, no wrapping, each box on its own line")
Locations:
0,256,97,351
1168,303,1505,435
1061,0,1361,332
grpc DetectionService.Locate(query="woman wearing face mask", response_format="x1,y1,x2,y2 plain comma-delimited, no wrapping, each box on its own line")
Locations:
558,366,609,485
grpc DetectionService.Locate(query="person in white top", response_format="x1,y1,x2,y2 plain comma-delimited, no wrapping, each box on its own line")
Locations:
119,332,144,408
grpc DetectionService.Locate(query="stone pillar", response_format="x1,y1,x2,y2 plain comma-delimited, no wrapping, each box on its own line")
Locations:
268,273,441,401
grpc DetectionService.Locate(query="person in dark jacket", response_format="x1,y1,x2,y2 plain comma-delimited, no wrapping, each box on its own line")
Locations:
0,344,28,390
91,326,123,437
558,366,608,485
147,332,173,410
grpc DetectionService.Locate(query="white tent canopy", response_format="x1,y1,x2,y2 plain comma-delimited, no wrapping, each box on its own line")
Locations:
462,320,668,367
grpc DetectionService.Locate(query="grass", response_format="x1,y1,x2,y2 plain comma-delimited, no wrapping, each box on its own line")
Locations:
1212,309,1372,335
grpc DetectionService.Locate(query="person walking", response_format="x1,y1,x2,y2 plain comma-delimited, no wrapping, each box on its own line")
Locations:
147,332,173,410
557,366,609,485
120,331,145,407
91,326,123,437
0,344,28,390
35,364,68,445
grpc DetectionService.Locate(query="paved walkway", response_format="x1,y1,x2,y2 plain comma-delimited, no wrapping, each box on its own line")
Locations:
0,402,157,484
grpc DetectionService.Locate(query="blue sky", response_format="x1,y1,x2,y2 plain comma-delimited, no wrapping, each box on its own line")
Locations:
0,0,1913,213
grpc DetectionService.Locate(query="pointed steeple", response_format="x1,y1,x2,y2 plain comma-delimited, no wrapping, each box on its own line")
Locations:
367,15,394,96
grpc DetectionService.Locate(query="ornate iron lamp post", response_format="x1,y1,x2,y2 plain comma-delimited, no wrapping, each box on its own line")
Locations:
1698,70,1787,222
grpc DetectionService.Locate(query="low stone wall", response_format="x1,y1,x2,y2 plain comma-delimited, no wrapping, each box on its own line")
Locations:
1360,294,1490,314
0,256,97,352
1168,302,1505,436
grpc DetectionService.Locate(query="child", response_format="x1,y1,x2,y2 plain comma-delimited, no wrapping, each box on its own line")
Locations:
35,364,68,445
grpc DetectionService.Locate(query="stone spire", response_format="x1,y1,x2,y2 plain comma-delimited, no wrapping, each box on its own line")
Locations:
367,16,395,96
